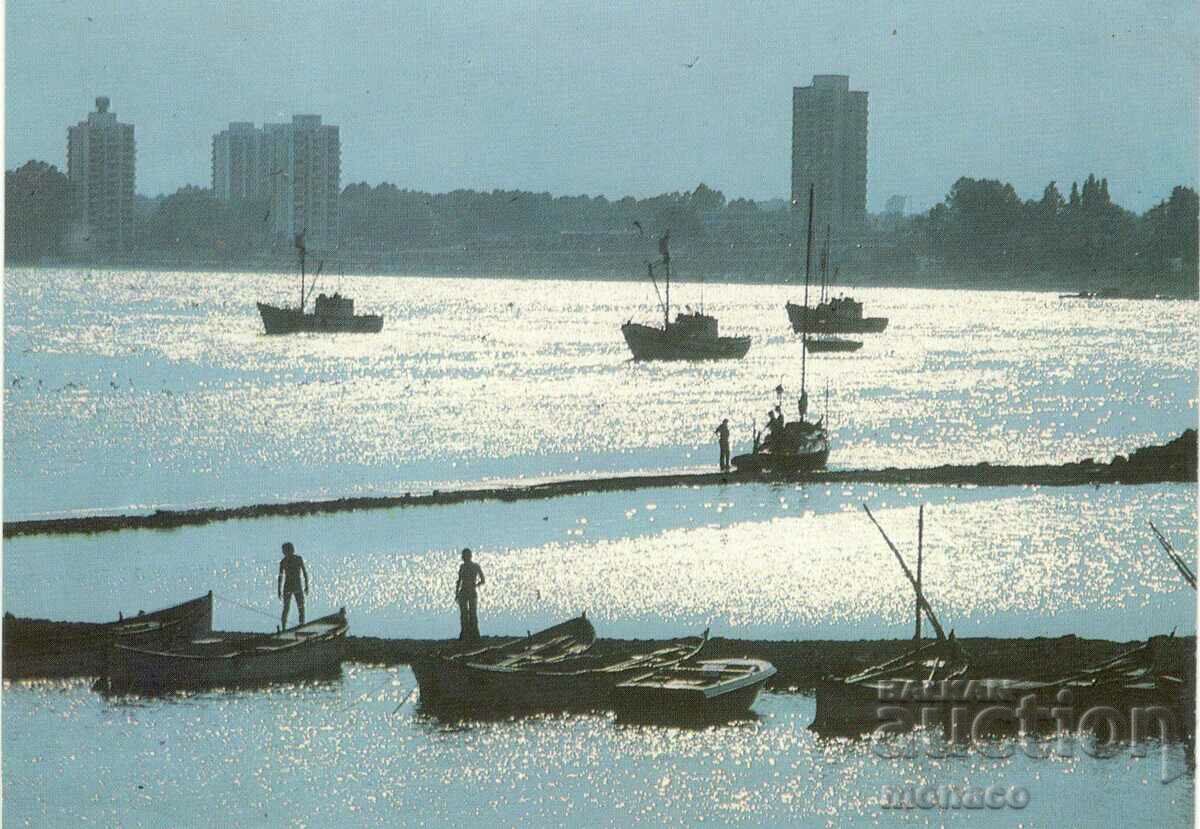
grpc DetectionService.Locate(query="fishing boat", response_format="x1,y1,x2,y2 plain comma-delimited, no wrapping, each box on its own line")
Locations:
100,608,348,692
786,296,888,335
3,592,213,679
732,186,831,474
413,620,709,712
621,231,750,361
613,657,777,720
257,232,383,334
798,226,865,351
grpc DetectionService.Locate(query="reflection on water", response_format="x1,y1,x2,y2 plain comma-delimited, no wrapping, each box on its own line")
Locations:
2,667,1192,826
5,267,1197,518
4,483,1194,641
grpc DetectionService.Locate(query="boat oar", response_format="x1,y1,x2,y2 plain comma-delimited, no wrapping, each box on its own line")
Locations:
392,686,417,715
1148,521,1197,590
862,504,946,640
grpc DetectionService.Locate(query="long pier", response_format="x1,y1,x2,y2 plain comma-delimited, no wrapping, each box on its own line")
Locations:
4,430,1194,539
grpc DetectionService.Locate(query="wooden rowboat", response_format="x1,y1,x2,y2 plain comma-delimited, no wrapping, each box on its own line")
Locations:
3,592,213,679
613,657,777,720
413,620,708,713
100,608,348,693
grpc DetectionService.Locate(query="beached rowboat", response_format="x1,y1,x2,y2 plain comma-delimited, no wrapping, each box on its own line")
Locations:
3,592,213,679
613,657,777,719
100,608,348,692
412,618,708,712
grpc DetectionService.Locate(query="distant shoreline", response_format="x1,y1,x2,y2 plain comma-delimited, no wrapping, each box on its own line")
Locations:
9,252,1197,299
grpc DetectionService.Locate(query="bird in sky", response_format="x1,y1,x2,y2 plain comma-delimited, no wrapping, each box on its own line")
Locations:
683,56,700,68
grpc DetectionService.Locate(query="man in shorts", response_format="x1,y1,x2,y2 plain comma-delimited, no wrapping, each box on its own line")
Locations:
277,542,310,629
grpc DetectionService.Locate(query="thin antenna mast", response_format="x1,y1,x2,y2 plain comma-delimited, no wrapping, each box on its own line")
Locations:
801,184,814,396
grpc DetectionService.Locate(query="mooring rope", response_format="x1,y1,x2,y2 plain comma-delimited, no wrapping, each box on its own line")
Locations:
213,592,279,622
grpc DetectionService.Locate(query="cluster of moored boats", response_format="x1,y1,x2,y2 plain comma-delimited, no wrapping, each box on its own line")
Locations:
2,598,775,721
412,614,776,720
3,593,348,694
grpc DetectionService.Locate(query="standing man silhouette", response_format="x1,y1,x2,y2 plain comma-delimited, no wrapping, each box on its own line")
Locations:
455,548,485,641
277,542,309,629
715,418,731,471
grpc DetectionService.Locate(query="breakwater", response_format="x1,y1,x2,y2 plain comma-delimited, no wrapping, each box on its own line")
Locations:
5,630,1192,690
5,430,1193,539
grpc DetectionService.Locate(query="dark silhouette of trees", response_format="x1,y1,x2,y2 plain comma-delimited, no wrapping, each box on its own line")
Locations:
4,156,1195,294
6,161,70,261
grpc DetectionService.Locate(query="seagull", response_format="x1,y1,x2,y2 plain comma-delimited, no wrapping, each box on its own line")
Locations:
683,56,700,69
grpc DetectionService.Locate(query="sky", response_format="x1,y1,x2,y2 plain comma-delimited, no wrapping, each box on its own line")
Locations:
6,0,1197,213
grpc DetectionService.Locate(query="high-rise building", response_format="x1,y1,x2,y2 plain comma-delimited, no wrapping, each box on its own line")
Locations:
212,114,341,250
212,121,273,202
791,75,868,239
67,96,136,251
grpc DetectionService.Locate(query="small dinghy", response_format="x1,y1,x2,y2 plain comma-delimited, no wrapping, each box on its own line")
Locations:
614,657,777,720
100,608,348,693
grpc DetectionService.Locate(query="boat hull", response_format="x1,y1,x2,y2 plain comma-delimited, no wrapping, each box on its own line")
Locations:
613,659,776,721
621,323,750,361
102,610,347,692
413,635,709,713
805,338,863,353
785,302,888,334
731,444,829,474
257,303,383,335
3,593,213,679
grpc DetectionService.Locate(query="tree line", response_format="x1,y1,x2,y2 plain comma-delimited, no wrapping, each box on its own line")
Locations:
6,158,1196,293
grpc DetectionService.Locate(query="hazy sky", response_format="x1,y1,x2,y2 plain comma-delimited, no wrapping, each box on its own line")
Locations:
7,0,1197,212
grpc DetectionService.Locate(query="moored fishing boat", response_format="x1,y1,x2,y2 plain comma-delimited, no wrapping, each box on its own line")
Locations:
3,592,213,679
785,296,888,335
414,621,709,712
733,187,831,475
785,223,886,335
620,230,750,361
258,232,383,334
100,608,348,692
613,657,777,720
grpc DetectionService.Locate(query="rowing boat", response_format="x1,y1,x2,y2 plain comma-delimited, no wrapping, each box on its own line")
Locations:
413,621,709,712
811,635,969,735
3,592,213,679
613,657,776,720
100,608,348,692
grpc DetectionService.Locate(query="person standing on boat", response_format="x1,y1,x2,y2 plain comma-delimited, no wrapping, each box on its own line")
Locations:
455,548,485,642
715,419,731,471
277,542,309,629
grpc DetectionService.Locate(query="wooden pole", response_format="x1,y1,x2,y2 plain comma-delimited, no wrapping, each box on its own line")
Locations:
915,504,924,639
1149,521,1197,589
862,504,946,640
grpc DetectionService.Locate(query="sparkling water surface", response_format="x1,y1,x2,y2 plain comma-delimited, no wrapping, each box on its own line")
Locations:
2,669,1192,827
4,267,1197,519
3,483,1194,641
4,267,1196,826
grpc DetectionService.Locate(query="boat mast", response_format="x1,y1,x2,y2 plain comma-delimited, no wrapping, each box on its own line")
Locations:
295,230,307,312
820,224,831,304
659,230,671,330
664,256,670,330
801,184,814,397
